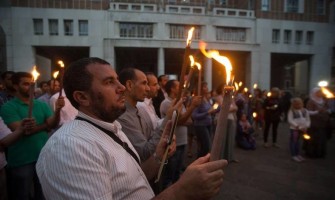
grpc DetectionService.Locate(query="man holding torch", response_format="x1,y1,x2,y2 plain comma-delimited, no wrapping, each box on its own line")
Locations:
0,72,64,200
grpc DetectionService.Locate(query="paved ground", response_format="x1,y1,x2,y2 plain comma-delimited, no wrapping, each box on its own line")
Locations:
186,122,335,200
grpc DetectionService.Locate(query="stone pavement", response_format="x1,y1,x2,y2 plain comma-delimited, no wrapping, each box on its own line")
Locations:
186,122,335,200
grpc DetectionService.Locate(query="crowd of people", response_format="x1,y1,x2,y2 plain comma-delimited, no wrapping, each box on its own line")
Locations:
0,57,334,199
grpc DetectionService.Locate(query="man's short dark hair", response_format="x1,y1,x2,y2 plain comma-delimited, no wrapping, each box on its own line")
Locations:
158,74,167,83
11,72,32,85
1,71,15,81
119,68,137,86
39,81,48,88
63,57,109,109
165,79,177,95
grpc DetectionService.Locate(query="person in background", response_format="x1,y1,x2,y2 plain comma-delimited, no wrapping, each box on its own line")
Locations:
36,81,49,98
0,117,35,200
263,87,282,148
250,88,264,132
36,57,227,200
0,72,64,200
287,97,310,162
215,84,239,163
305,87,330,158
192,82,218,158
37,79,60,104
236,113,256,150
0,71,16,107
153,74,169,118
160,79,201,188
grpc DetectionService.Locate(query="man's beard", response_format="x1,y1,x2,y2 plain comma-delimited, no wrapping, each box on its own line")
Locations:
90,91,126,123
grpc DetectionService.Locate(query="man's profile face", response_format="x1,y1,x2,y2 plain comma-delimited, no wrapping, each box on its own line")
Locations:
147,74,159,98
130,70,149,102
16,77,31,98
86,64,126,122
160,75,168,87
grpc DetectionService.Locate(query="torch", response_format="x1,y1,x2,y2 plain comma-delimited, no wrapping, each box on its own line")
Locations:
177,27,195,101
52,71,59,94
200,41,234,161
57,60,65,97
28,66,40,118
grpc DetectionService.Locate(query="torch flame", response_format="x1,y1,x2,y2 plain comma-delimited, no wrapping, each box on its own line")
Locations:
234,82,239,91
58,60,64,68
239,82,243,87
199,41,232,85
321,87,335,98
53,71,59,79
303,133,311,140
186,27,195,46
267,92,272,97
252,112,257,118
189,55,195,67
31,66,40,82
195,62,201,70
253,83,258,89
213,103,219,109
244,87,248,93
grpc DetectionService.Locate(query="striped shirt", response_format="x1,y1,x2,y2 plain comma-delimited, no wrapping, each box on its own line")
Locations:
36,112,154,200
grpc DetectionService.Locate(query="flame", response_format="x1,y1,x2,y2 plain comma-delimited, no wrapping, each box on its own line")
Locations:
31,66,40,82
58,60,65,68
252,112,257,118
239,82,243,87
53,71,59,79
186,27,195,46
253,83,258,89
267,92,272,97
199,41,232,85
244,87,248,93
303,133,311,140
213,103,219,109
195,62,201,70
249,94,252,98
189,55,195,67
234,82,239,91
321,87,334,98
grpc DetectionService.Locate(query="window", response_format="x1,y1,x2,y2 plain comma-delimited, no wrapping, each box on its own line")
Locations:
306,31,314,45
295,30,303,44
272,29,280,43
286,0,299,13
64,20,73,36
169,25,201,40
120,23,153,38
48,19,58,36
261,0,270,11
220,0,227,5
317,0,325,15
284,30,292,44
79,20,88,36
33,19,43,35
216,27,246,42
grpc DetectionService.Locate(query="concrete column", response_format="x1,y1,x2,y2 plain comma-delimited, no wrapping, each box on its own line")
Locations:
204,57,212,90
309,54,332,89
157,47,165,76
103,40,115,69
253,51,270,90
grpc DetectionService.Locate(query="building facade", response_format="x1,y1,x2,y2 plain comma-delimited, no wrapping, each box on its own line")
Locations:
0,0,334,94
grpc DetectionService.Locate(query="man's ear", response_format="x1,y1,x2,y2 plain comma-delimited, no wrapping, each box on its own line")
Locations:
73,91,90,106
125,80,133,91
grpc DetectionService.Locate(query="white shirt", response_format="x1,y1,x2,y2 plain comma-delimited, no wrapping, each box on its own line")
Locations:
288,108,311,130
49,90,78,125
36,112,154,200
160,97,188,146
137,98,163,131
0,117,11,169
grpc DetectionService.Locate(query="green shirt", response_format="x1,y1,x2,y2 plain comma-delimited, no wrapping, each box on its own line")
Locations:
0,97,53,168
